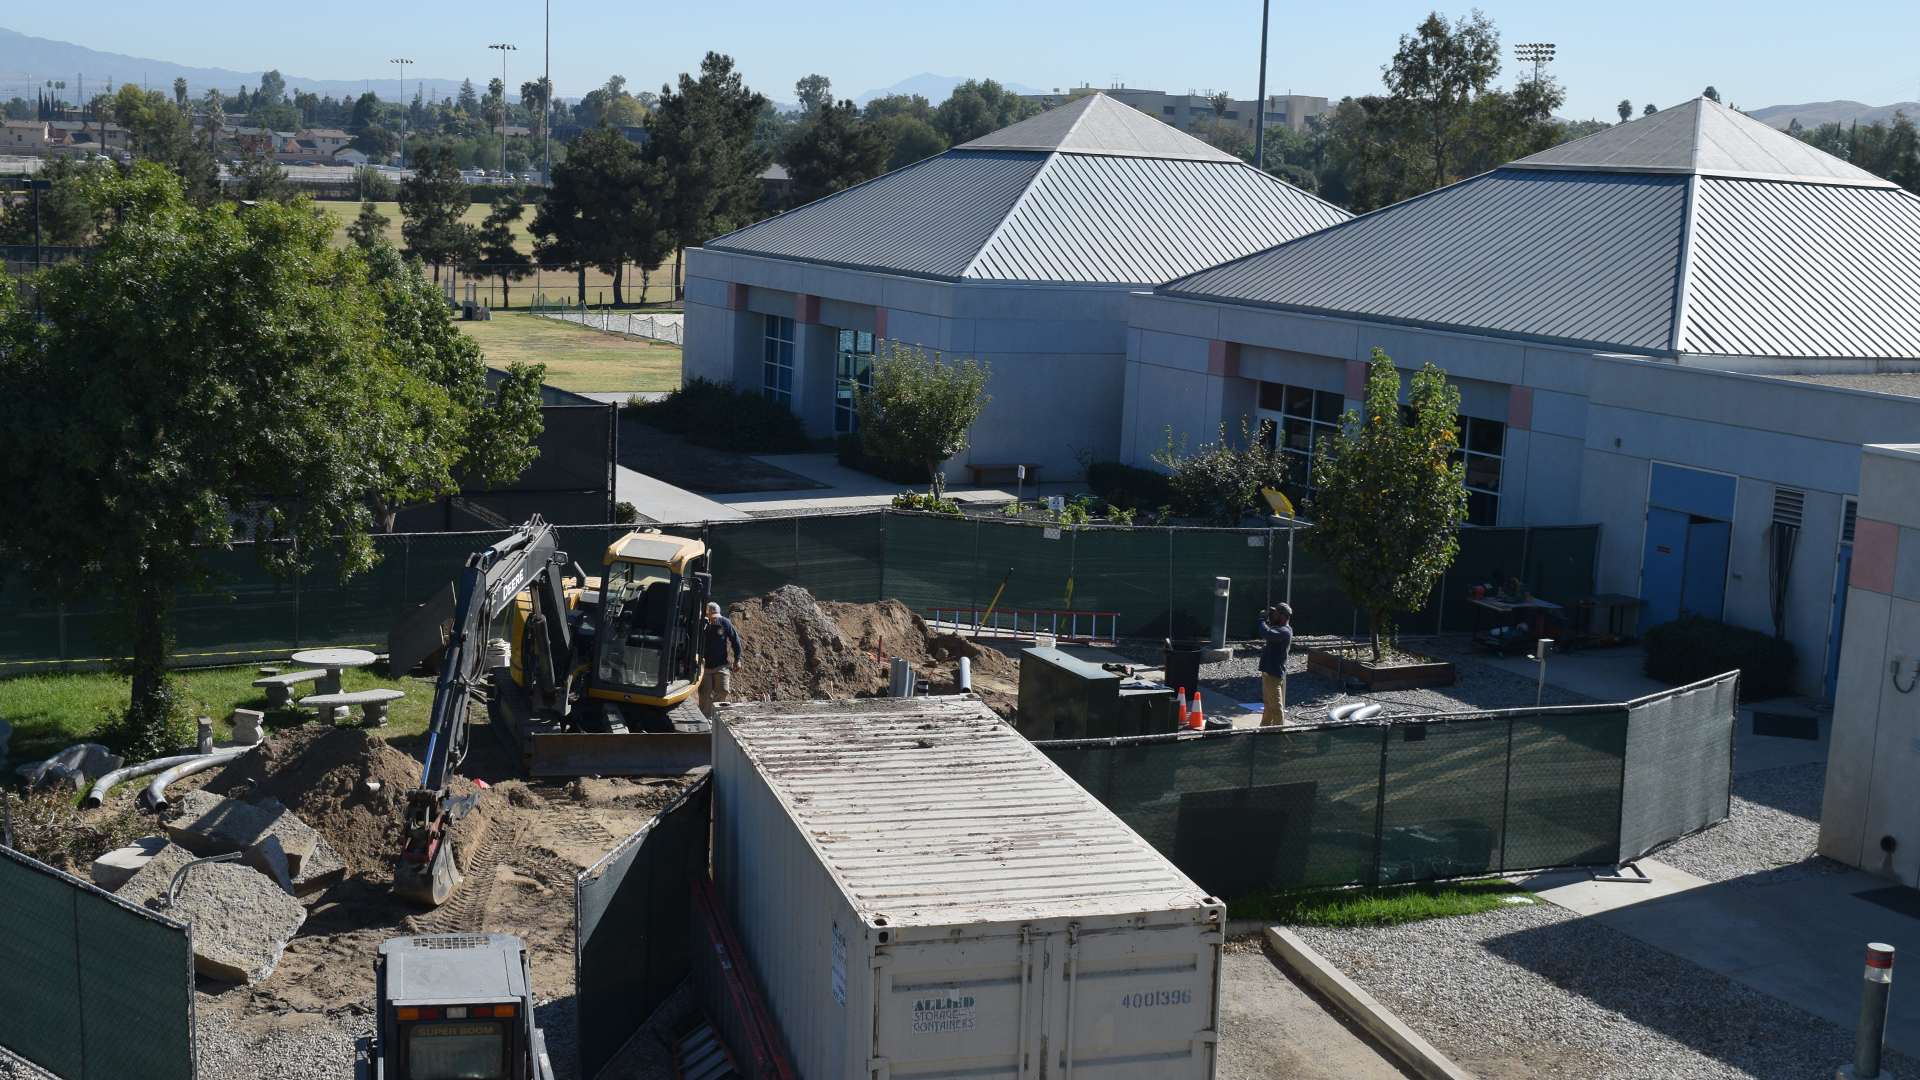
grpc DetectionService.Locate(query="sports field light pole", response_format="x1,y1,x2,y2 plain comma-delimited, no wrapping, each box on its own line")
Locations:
1253,0,1270,171
391,59,412,168
1514,42,1556,85
489,43,516,177
542,0,551,187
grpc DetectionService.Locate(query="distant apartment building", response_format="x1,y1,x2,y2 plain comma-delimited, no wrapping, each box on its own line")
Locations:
1,120,129,157
1023,86,1329,134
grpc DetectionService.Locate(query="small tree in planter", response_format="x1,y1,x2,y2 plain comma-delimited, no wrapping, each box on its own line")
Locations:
856,340,992,492
1305,348,1469,661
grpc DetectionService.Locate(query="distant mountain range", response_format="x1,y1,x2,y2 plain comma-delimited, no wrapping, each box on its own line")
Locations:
851,73,1045,106
1748,100,1920,130
0,26,469,103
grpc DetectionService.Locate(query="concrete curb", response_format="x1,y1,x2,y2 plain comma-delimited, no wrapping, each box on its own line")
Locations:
1264,925,1477,1080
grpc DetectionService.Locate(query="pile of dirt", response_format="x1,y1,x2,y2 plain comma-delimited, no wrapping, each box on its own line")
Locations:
192,727,432,874
727,586,1019,716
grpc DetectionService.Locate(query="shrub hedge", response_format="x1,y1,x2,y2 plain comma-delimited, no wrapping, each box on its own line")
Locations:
1641,617,1795,702
1085,460,1175,513
836,433,927,485
626,378,809,454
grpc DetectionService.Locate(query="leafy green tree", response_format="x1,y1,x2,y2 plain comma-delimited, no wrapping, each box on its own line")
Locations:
1385,10,1502,191
645,53,770,295
400,145,479,279
795,74,833,115
533,123,664,304
348,92,381,133
474,190,532,306
0,163,544,753
0,155,114,245
1618,99,1632,122
1791,113,1920,191
1206,91,1233,122
933,79,1040,144
1303,349,1468,660
172,77,188,106
109,83,219,204
864,93,933,123
257,70,287,104
346,200,391,248
785,99,892,204
457,79,480,116
1703,86,1720,103
230,145,297,203
520,77,552,142
855,341,992,488
1644,103,1657,116
1152,419,1291,527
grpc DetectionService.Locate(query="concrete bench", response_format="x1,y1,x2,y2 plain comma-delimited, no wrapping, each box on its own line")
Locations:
251,669,327,708
298,688,405,727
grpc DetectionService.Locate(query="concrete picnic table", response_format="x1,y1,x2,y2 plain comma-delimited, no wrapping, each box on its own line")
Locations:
289,648,379,697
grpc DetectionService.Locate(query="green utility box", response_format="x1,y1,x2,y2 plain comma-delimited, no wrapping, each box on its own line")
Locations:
1118,686,1179,737
1018,648,1119,740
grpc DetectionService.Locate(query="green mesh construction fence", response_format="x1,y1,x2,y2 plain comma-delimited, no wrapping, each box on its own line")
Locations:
1037,671,1733,896
0,514,1598,671
0,846,195,1080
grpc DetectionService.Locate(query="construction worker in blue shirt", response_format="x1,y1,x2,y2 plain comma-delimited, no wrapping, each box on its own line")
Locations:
1258,603,1293,725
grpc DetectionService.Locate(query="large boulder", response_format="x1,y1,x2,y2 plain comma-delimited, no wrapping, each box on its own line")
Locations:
165,790,320,876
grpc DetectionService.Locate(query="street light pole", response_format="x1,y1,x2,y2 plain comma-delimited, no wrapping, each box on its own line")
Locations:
489,44,516,177
1254,0,1271,171
543,0,551,188
391,59,412,168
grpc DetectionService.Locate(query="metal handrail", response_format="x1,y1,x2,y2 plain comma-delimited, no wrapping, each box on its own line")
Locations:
924,607,1121,643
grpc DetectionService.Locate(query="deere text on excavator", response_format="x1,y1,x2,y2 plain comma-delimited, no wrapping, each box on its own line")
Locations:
392,516,712,906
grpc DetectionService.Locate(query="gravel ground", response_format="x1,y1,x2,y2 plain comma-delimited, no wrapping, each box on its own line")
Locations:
1115,632,1595,720
1651,761,1851,889
1293,902,1920,1080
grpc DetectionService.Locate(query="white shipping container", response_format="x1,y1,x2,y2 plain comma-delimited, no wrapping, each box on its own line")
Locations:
713,696,1225,1080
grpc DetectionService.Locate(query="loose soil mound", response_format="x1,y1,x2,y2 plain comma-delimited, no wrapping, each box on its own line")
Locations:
726,587,1019,716
194,728,430,874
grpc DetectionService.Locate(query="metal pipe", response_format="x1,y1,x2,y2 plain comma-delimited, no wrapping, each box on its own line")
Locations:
87,746,244,808
1854,943,1895,1077
145,750,246,811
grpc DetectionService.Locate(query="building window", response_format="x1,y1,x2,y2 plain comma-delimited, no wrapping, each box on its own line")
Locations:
1456,416,1506,526
762,314,795,406
1162,105,1176,115
834,329,873,433
1223,110,1238,120
1256,381,1344,492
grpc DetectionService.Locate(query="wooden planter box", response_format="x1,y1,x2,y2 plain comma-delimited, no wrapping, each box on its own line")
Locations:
1306,645,1456,692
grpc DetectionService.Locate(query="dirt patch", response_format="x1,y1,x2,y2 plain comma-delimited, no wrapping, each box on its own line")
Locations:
725,586,1019,716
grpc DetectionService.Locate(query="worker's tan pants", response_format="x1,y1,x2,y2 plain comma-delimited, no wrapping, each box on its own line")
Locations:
698,667,731,718
1260,674,1287,725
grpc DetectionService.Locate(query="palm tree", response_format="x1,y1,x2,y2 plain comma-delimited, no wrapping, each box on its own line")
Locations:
173,77,188,106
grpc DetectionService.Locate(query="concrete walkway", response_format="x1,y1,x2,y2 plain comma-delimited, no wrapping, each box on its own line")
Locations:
1522,860,1919,1057
1217,948,1414,1080
615,465,749,522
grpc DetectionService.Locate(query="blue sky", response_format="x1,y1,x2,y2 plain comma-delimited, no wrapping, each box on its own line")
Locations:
7,0,1920,120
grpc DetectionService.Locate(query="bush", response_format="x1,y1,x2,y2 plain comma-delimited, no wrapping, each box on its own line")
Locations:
1085,460,1174,513
626,378,809,454
1641,617,1796,701
837,432,926,485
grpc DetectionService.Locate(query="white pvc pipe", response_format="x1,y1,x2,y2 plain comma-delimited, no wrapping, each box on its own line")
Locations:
145,749,248,811
86,746,245,809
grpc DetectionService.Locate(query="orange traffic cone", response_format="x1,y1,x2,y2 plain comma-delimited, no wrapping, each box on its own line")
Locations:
1188,693,1205,730
1176,687,1189,728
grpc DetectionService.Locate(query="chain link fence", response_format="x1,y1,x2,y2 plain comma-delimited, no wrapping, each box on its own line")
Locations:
0,845,196,1080
534,309,684,344
1034,672,1736,898
0,513,1599,672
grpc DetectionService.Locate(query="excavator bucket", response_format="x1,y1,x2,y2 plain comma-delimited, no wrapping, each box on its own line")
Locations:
526,732,710,777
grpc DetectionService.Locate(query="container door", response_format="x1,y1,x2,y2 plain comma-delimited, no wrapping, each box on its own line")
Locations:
1055,924,1219,1079
870,933,1030,1079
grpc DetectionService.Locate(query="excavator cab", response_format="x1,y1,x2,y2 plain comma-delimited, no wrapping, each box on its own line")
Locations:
579,532,709,724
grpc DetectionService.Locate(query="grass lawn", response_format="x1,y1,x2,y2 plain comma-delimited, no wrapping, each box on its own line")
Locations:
0,664,435,770
1228,878,1540,927
314,199,681,306
460,311,681,393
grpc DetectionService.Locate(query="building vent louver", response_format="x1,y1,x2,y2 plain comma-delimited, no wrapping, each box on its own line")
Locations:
1843,499,1858,545
1772,487,1805,528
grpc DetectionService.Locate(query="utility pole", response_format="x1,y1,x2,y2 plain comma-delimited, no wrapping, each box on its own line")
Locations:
489,44,516,177
543,0,551,187
391,59,413,169
1254,0,1271,171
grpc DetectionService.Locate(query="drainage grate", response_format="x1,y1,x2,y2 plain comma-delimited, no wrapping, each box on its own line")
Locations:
414,935,492,949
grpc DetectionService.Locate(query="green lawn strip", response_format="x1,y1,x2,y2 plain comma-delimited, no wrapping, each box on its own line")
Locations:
1,664,435,769
457,312,682,392
1228,878,1539,928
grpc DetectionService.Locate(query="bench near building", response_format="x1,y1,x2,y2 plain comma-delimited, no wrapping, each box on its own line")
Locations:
1120,97,1920,696
680,92,1348,479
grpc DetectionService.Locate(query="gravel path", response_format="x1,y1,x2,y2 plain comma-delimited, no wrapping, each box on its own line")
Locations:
1651,761,1851,889
1293,903,1919,1080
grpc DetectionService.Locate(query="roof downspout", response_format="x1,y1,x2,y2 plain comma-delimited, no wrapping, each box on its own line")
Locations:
1668,172,1702,361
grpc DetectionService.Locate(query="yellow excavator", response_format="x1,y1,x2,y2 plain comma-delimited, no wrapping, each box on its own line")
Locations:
391,516,713,905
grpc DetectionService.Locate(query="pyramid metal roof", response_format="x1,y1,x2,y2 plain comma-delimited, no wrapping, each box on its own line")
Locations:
1161,99,1920,360
1508,98,1895,188
951,91,1242,162
703,94,1348,285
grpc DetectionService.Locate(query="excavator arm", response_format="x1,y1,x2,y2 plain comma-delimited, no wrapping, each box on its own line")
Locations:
395,517,573,906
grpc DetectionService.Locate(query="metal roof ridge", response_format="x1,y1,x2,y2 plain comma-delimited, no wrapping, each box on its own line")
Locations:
1669,173,1702,355
1691,95,1706,173
1500,160,1898,189
958,151,1066,280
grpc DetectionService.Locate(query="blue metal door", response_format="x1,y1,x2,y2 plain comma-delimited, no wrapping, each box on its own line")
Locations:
1641,506,1690,627
1681,519,1731,620
1825,546,1852,698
